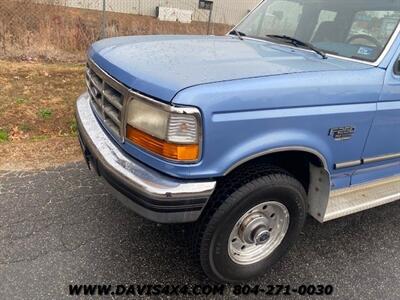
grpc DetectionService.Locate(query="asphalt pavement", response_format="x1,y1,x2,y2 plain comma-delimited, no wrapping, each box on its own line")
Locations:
1,162,399,299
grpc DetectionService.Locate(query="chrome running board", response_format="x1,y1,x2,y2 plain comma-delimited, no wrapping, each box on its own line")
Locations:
310,175,400,223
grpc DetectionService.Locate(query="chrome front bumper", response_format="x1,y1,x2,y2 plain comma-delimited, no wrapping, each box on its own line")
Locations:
76,93,216,223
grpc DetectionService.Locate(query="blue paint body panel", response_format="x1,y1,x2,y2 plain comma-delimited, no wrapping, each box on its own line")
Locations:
172,69,382,188
89,35,371,100
352,37,400,185
88,34,400,188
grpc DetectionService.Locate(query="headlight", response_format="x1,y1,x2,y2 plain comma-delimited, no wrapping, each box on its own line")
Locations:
125,97,201,162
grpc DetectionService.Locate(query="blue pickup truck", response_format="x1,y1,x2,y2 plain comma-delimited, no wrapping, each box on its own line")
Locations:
76,0,400,282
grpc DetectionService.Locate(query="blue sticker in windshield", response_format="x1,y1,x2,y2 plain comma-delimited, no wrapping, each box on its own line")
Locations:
357,46,374,56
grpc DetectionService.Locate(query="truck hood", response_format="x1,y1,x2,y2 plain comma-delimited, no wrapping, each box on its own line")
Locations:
89,35,371,101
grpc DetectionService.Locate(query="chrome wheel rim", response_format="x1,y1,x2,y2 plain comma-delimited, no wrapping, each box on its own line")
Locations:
228,201,290,265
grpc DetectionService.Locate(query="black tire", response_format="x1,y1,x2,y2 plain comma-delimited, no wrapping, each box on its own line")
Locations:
193,166,306,283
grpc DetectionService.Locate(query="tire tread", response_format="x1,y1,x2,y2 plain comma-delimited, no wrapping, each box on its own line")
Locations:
190,163,306,282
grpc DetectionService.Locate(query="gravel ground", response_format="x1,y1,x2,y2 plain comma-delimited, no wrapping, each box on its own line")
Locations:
1,162,399,299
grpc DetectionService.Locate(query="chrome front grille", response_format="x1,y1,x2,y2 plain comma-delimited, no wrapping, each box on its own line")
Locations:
85,61,127,138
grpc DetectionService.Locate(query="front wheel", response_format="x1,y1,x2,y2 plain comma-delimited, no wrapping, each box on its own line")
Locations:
196,169,306,282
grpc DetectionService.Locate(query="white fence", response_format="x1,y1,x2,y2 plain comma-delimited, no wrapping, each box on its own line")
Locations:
59,0,260,25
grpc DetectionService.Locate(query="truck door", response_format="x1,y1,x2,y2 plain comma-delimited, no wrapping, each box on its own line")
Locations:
352,53,400,185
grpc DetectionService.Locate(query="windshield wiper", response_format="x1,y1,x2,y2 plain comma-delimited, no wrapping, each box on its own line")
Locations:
266,34,327,59
229,29,246,40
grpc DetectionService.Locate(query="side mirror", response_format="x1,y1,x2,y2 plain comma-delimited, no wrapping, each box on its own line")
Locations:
394,59,400,75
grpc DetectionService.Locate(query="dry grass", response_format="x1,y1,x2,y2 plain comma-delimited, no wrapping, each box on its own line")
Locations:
0,0,231,62
0,137,82,170
0,60,85,169
0,60,85,139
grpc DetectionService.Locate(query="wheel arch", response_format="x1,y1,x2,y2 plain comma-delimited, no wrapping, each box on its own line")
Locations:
221,147,331,217
223,146,329,176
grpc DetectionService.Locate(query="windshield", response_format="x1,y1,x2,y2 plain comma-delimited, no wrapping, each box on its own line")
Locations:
235,0,400,62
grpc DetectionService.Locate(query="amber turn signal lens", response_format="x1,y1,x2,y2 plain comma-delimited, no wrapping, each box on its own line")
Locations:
126,125,199,161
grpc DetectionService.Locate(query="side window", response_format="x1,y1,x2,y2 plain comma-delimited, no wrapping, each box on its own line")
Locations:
394,56,400,75
258,0,303,36
311,10,337,40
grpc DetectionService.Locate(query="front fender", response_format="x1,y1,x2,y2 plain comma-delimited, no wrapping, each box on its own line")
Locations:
221,129,332,175
172,69,381,180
